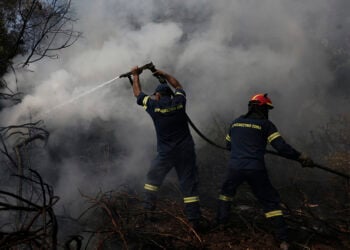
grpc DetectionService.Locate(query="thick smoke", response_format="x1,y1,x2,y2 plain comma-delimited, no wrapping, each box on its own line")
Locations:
1,0,349,215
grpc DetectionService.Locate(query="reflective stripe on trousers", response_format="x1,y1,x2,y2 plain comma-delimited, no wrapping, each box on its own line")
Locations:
265,210,283,218
144,183,159,192
183,196,200,203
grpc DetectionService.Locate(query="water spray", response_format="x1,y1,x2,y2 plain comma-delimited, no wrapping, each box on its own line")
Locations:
41,75,121,117
39,62,157,118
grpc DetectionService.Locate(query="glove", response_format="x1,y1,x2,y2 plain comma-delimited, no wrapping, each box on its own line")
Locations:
298,152,314,168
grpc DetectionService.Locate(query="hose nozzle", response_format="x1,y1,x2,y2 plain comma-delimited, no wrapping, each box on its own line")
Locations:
119,62,156,78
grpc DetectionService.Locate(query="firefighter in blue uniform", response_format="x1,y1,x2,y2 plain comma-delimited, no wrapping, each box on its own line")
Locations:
216,93,313,249
131,66,201,227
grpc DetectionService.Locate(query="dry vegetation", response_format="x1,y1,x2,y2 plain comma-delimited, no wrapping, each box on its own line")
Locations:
0,115,349,249
74,187,350,249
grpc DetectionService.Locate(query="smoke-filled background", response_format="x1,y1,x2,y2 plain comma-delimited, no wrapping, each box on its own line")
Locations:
1,0,349,231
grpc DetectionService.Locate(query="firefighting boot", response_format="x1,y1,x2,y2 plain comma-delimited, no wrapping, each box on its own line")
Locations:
143,190,157,210
268,216,289,248
216,199,232,225
189,217,211,233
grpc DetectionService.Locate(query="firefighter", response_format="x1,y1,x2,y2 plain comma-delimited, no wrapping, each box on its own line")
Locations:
130,66,201,228
216,93,314,249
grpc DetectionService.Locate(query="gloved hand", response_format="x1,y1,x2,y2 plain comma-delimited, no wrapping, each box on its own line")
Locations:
298,152,314,168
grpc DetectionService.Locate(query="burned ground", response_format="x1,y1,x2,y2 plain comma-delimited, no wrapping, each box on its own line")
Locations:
0,116,349,249
70,185,350,250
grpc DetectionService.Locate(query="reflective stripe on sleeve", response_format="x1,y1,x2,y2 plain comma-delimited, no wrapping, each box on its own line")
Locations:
265,210,283,218
183,196,200,203
175,91,185,96
142,96,150,109
267,132,281,143
226,134,231,142
219,194,233,202
144,183,159,192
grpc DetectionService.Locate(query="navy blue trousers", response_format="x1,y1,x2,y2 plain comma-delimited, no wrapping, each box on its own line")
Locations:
143,144,201,221
217,168,288,241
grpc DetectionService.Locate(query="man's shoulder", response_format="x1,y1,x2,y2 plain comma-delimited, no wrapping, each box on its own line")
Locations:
136,92,153,106
265,119,276,126
232,116,271,127
174,88,186,95
136,91,147,97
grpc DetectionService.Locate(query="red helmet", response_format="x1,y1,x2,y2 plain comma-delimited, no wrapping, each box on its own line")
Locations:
249,93,274,109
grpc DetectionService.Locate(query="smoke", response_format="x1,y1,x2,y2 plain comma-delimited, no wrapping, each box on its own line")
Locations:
1,0,350,217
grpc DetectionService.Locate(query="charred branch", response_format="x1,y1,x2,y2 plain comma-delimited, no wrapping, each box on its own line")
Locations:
0,121,49,170
0,169,59,249
74,184,350,249
78,191,208,249
20,0,82,66
0,0,81,105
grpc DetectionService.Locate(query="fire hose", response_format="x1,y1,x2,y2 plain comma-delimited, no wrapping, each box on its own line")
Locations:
123,62,350,180
41,61,349,180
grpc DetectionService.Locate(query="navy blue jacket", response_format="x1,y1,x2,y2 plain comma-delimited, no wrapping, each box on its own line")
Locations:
137,88,194,153
226,115,300,170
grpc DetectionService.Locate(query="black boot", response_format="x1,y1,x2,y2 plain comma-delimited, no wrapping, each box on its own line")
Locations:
216,200,231,225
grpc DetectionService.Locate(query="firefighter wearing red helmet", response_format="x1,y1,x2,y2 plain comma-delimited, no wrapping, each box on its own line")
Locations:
216,93,313,249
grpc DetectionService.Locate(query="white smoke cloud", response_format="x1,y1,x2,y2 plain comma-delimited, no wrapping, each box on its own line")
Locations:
1,0,349,215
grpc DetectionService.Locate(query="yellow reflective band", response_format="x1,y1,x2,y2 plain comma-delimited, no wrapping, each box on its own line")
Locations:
219,194,233,202
175,91,185,96
183,196,200,203
265,210,283,218
144,184,159,192
142,96,150,109
232,123,262,130
267,132,281,143
226,134,231,142
154,104,183,113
